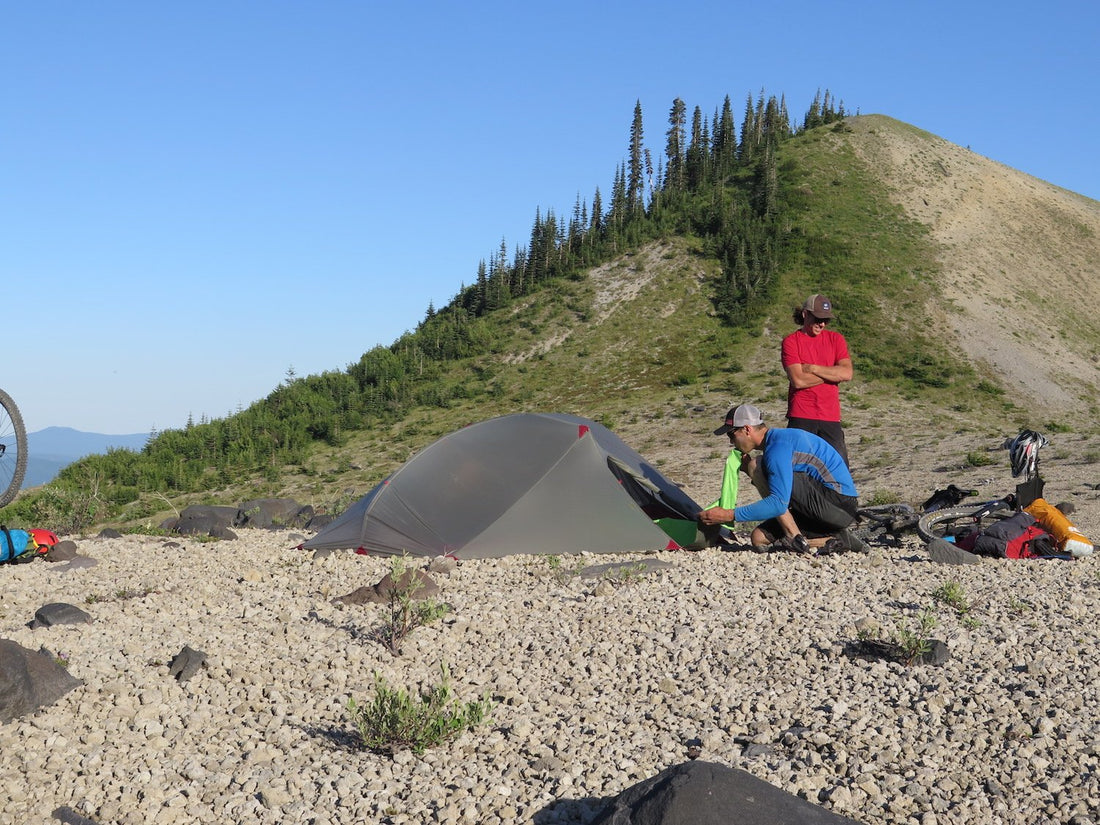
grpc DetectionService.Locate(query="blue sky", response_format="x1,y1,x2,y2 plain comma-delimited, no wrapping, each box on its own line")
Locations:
3,1,1097,434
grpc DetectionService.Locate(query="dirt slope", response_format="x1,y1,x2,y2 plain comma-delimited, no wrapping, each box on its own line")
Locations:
845,115,1100,412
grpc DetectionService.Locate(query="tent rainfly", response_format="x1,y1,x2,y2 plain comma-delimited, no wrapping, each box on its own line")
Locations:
301,413,705,559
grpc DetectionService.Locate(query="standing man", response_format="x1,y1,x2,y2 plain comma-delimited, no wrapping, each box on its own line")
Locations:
782,294,852,465
698,404,867,553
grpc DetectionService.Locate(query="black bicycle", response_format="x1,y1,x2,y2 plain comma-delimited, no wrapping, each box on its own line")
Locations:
852,502,920,546
916,497,1019,544
0,388,27,507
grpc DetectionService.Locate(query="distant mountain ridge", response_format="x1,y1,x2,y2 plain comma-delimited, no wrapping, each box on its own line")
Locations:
23,426,149,489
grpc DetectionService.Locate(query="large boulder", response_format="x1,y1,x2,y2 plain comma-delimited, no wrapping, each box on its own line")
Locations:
591,761,863,825
168,505,242,537
334,569,440,605
236,498,308,529
0,640,83,724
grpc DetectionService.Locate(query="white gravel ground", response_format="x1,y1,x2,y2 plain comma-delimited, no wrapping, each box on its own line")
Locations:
2,526,1099,825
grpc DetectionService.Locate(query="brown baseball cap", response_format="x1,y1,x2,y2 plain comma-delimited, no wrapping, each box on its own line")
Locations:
802,294,834,319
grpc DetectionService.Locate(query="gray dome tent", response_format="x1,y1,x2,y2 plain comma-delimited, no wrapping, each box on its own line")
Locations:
302,412,705,559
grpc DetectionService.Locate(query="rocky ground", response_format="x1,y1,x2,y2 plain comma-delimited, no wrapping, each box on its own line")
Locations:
1,470,1100,825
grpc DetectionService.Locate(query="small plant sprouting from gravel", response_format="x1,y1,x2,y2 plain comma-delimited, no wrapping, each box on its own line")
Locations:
856,608,939,666
375,555,451,656
347,663,493,755
545,554,583,582
1006,597,1035,615
603,561,648,586
895,608,938,665
932,580,970,614
86,586,157,605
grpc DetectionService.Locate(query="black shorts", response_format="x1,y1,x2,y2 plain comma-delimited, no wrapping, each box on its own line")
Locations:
758,472,858,540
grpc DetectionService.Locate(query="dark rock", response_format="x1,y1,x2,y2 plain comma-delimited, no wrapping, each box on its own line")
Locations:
173,505,241,536
0,639,83,723
236,498,305,529
849,637,949,666
915,639,950,666
305,513,335,530
168,645,207,682
50,557,99,572
97,528,123,539
45,540,79,562
591,760,863,825
29,603,93,629
928,538,980,565
52,805,100,824
334,569,440,605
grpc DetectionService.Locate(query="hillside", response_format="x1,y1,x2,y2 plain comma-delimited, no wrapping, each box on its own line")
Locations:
845,115,1100,409
17,113,1100,533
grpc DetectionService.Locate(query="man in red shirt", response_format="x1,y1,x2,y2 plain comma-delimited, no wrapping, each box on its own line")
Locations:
781,294,853,465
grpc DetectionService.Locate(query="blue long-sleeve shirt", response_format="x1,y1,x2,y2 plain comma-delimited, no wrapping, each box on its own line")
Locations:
734,427,857,523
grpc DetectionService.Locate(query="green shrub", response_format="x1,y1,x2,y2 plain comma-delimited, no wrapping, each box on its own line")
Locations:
375,556,452,655
866,489,900,506
932,580,970,615
347,664,492,755
965,451,994,467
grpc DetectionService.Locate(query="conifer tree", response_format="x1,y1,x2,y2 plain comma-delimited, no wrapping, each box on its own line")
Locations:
628,100,646,215
687,105,706,190
715,95,738,179
665,97,687,193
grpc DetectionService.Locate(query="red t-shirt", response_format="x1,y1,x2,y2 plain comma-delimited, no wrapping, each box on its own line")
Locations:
781,328,850,422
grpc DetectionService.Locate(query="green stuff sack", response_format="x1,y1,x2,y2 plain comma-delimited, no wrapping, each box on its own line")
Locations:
0,527,33,563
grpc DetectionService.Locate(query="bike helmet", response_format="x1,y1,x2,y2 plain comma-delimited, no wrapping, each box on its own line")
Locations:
1008,429,1048,478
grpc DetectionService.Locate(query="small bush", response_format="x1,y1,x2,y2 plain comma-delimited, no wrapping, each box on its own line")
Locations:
932,580,969,615
965,451,994,467
375,555,451,655
895,608,938,665
866,489,900,506
347,664,492,755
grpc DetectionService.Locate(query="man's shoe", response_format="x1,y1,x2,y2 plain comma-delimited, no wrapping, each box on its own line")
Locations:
822,528,870,554
766,534,812,554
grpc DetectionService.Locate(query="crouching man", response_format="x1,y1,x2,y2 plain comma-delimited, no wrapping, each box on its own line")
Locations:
698,403,866,554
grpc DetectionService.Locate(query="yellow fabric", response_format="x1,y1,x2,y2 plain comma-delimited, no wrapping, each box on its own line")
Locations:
1025,498,1094,558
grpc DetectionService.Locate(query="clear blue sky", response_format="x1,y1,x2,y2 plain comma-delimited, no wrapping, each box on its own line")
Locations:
3,1,1097,434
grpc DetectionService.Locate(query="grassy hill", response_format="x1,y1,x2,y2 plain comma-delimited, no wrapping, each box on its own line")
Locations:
12,113,1100,532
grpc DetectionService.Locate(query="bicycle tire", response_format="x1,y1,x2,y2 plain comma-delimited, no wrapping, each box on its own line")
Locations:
0,388,28,508
916,504,1011,544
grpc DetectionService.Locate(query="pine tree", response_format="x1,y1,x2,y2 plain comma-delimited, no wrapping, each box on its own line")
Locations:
687,105,706,190
628,100,646,215
715,95,738,179
664,97,687,193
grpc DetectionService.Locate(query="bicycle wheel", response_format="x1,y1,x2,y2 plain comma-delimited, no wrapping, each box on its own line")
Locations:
916,503,1012,544
0,388,28,507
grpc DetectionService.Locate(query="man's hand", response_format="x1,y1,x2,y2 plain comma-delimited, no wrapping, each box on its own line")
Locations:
699,507,734,526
